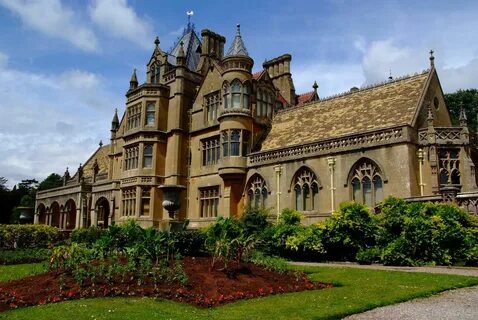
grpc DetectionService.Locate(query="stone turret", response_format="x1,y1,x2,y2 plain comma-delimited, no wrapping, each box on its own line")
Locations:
129,68,138,90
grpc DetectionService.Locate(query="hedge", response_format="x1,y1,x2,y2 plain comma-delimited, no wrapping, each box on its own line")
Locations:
0,224,60,249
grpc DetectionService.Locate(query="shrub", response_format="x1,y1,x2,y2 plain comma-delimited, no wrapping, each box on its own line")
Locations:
0,224,60,249
321,202,379,261
171,230,206,256
378,197,478,266
356,247,381,265
240,206,270,237
204,217,242,268
285,224,325,260
71,226,106,245
247,251,289,273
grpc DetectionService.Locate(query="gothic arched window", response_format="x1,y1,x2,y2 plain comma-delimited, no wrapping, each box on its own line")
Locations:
292,168,319,211
247,175,268,208
231,80,242,108
349,159,384,207
151,63,160,84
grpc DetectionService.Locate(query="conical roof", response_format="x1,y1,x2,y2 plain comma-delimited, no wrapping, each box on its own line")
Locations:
225,24,249,57
168,23,201,71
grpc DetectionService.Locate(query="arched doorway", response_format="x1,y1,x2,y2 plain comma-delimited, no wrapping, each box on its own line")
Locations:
96,197,110,229
65,199,76,230
50,202,60,228
37,204,46,224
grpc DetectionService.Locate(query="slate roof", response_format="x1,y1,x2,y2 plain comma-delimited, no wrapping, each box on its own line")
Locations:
168,23,201,71
261,70,430,151
225,24,249,57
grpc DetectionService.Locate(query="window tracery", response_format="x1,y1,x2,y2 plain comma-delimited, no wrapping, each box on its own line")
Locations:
350,159,383,207
293,168,319,211
247,175,268,208
439,149,460,186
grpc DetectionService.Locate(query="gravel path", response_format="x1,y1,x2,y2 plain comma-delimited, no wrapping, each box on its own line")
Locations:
290,262,478,319
344,285,478,320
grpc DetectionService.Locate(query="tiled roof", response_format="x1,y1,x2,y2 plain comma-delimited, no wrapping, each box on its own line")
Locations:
261,71,430,151
297,91,315,105
252,70,265,80
71,145,110,179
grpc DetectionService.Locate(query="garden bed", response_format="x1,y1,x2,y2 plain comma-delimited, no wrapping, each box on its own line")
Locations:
0,256,331,311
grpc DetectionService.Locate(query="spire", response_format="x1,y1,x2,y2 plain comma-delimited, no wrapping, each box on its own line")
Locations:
111,108,119,131
176,41,186,66
429,49,435,68
225,24,249,57
129,68,138,89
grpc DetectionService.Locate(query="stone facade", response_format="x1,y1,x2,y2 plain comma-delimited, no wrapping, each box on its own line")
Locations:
35,24,478,230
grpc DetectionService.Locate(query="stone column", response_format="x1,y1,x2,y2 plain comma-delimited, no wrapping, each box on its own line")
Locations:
273,165,282,221
327,157,336,212
417,148,425,196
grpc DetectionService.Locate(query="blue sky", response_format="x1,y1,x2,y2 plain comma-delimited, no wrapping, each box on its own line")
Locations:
0,0,477,187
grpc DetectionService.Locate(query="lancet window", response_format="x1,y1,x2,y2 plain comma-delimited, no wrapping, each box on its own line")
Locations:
247,175,268,208
293,168,319,211
438,149,460,186
350,159,384,207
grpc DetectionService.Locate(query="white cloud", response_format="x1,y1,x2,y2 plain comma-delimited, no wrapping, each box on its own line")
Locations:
89,0,153,49
0,0,99,52
0,51,120,187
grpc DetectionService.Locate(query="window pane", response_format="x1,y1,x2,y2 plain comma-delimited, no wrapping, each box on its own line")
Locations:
363,177,372,207
231,130,240,156
352,178,361,202
232,93,241,108
231,81,241,93
295,185,302,211
373,176,383,204
254,189,261,207
303,184,310,211
244,94,250,109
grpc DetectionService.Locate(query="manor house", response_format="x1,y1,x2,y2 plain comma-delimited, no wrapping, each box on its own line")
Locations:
35,23,478,230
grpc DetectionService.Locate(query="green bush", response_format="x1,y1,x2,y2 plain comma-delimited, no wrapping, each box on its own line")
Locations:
71,226,106,245
356,247,381,265
285,223,325,260
0,248,51,265
171,230,206,256
378,197,478,266
0,224,60,249
247,251,289,273
321,202,379,261
240,206,270,237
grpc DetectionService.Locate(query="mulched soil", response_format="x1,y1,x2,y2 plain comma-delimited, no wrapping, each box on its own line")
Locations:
0,256,332,311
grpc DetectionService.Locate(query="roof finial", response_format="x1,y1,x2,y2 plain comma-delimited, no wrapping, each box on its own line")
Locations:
427,102,434,124
99,140,103,148
388,68,393,81
429,49,435,68
154,36,160,48
313,81,318,92
236,24,241,36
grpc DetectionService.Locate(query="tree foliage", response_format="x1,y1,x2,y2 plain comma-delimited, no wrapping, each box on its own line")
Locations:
38,173,63,191
444,89,478,130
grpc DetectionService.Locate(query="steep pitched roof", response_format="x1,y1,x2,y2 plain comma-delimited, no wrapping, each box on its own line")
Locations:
261,70,430,151
225,24,249,57
71,144,110,180
168,23,201,71
297,91,315,105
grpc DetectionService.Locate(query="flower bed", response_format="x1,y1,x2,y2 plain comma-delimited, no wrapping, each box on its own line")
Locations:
0,256,331,311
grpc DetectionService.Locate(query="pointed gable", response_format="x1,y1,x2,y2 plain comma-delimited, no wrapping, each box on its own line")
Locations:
168,23,201,71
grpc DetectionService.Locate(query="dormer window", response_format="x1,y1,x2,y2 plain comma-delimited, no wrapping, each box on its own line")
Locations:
151,63,160,84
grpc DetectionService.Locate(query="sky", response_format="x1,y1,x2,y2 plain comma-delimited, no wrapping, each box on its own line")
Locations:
0,0,477,188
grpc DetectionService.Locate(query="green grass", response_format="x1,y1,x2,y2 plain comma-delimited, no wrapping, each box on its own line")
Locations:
0,262,45,282
1,265,477,320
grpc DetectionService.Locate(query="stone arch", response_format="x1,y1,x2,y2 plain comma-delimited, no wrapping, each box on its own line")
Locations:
50,201,60,228
37,203,46,224
245,173,268,208
345,156,388,187
64,199,77,230
95,197,110,229
347,157,385,207
290,166,321,211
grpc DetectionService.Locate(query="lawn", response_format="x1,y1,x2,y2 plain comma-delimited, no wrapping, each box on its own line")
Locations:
1,263,477,320
0,263,45,282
